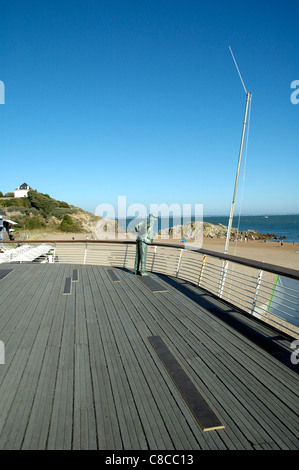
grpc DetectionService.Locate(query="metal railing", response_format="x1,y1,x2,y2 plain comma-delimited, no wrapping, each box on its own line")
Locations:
2,240,299,338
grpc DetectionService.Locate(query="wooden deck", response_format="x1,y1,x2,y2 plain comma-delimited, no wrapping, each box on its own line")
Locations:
0,263,298,450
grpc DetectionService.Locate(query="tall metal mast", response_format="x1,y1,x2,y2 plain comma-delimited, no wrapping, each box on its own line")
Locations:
224,48,252,254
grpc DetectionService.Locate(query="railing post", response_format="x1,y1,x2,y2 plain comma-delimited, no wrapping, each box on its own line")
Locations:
151,245,157,272
198,255,207,286
84,242,88,265
218,260,229,298
251,269,263,316
176,249,183,277
123,243,128,268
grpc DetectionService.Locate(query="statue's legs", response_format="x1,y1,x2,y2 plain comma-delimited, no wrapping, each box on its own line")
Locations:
134,241,141,274
134,241,148,275
140,242,148,275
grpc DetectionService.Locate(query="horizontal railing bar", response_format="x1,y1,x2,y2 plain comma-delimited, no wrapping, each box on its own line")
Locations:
199,279,219,290
220,286,255,303
199,271,221,282
221,282,256,298
258,289,298,305
222,268,260,282
266,298,298,312
271,285,299,296
256,285,299,302
255,293,274,305
222,272,257,287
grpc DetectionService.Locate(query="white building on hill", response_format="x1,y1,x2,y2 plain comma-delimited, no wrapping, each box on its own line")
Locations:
14,182,32,198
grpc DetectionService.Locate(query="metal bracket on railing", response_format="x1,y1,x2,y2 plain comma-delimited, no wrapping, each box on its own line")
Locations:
251,269,263,316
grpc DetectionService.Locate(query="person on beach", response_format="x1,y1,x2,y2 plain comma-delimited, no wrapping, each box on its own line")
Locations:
134,214,157,276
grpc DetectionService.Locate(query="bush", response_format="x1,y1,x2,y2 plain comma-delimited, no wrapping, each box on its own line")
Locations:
0,197,30,208
11,214,45,231
25,216,45,230
59,214,82,232
27,190,58,217
49,207,78,219
5,206,28,214
58,201,70,208
5,207,39,216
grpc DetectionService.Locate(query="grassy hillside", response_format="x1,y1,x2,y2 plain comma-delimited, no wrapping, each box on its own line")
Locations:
0,190,101,236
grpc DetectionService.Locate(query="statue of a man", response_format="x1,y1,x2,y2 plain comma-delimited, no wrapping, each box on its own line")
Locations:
134,214,157,276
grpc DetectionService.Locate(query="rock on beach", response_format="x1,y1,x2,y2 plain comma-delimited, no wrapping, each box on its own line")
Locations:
159,221,278,241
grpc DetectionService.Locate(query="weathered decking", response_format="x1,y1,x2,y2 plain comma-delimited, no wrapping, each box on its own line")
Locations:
0,263,298,450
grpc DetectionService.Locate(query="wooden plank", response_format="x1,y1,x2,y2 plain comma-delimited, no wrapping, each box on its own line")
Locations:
148,335,225,432
107,269,120,282
139,275,168,293
0,269,13,280
73,270,97,450
72,269,79,282
47,292,76,449
63,277,72,295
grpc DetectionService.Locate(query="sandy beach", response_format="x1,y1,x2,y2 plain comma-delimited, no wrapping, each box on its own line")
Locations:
201,237,299,271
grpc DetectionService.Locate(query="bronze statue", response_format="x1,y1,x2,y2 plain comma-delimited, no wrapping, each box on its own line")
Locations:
134,214,157,276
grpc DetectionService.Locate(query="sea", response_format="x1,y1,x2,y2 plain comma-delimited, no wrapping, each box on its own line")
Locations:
117,214,299,243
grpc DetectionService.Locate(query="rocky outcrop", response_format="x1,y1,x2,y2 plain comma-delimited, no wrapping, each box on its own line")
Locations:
159,221,278,241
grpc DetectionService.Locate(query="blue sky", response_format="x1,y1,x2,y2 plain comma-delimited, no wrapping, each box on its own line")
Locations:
0,0,298,217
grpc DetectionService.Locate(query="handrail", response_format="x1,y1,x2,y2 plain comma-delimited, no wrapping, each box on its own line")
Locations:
2,239,299,281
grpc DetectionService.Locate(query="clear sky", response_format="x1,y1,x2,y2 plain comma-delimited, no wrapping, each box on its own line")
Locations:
1,0,298,218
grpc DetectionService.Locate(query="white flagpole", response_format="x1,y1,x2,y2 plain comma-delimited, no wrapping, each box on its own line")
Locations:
224,47,252,254
224,91,251,254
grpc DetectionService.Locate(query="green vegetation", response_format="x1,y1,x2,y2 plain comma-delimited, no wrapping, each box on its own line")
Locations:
25,216,46,230
0,191,14,197
49,207,78,219
0,189,85,234
27,190,59,217
0,196,31,208
59,214,82,232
